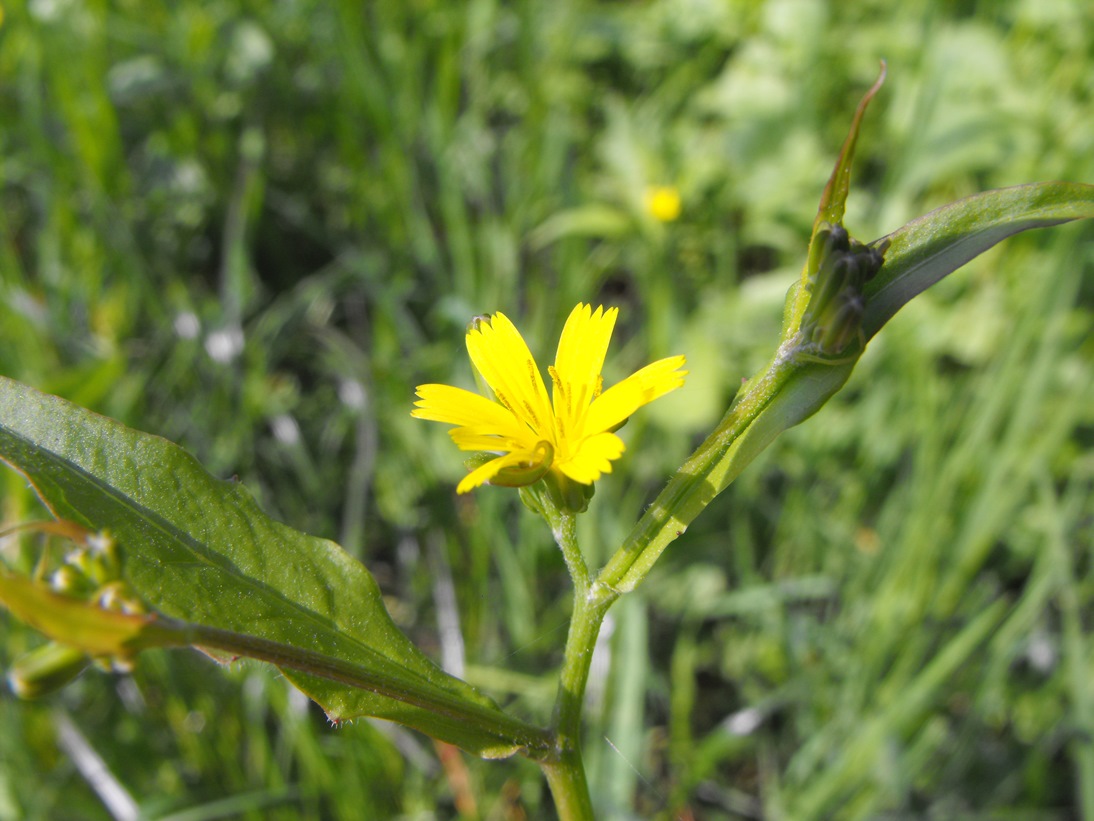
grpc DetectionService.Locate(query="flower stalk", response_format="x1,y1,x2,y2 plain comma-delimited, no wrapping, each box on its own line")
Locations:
541,501,611,819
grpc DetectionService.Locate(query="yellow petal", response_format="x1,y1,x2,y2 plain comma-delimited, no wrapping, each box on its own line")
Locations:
465,313,555,439
488,440,554,487
449,429,529,452
584,355,687,434
557,431,625,484
551,304,617,425
457,449,543,494
412,384,529,440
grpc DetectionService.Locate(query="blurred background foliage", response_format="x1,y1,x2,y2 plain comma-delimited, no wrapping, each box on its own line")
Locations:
0,0,1092,818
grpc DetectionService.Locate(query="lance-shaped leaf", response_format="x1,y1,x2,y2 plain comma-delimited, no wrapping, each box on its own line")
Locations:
863,182,1094,338
0,377,551,760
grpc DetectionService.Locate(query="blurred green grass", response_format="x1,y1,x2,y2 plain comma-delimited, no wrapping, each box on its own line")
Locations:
0,0,1092,818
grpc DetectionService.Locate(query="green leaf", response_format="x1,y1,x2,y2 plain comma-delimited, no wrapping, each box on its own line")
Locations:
0,377,551,759
784,63,887,333
863,182,1094,338
813,62,887,232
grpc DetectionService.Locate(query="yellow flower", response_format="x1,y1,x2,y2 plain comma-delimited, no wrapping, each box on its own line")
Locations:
644,185,682,223
413,303,687,494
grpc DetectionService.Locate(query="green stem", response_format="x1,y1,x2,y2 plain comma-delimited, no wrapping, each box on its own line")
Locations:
551,509,589,592
596,354,796,597
538,505,610,818
540,588,609,818
553,587,609,743
542,752,596,821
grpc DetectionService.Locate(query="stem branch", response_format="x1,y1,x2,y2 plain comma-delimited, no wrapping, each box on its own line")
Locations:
596,357,793,595
551,509,589,593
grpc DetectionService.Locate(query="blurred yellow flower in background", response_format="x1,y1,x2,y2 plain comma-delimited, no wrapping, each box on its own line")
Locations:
643,185,682,222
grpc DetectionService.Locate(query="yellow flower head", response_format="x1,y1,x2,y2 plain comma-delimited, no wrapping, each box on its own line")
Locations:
644,185,682,223
413,303,687,494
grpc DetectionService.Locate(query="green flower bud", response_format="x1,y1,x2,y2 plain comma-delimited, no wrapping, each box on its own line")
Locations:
96,581,147,615
518,468,596,517
50,565,93,596
7,643,90,699
798,223,885,358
